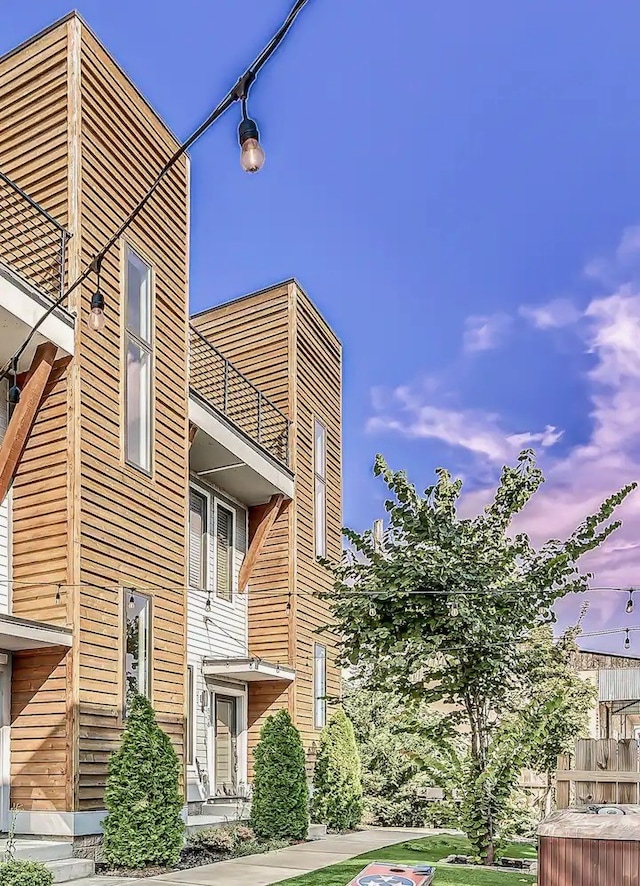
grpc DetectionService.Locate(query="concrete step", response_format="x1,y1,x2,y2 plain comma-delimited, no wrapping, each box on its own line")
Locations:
186,814,229,834
0,841,73,863
46,858,95,883
201,799,250,820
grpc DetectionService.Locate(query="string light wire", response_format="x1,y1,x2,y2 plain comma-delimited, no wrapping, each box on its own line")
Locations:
0,0,312,380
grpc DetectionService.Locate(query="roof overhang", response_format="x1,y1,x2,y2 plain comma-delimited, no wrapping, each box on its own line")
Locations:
0,263,75,366
0,613,72,651
203,656,295,683
189,392,295,506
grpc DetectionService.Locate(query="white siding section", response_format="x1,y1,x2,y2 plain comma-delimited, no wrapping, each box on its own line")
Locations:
0,383,9,614
187,478,248,801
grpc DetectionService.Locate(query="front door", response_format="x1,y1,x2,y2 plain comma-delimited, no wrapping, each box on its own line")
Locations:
0,658,10,831
214,695,238,797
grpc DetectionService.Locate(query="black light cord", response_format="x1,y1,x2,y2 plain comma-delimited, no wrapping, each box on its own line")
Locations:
0,0,311,380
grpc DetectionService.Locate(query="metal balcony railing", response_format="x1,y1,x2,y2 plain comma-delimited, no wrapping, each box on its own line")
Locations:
0,171,70,301
190,325,290,466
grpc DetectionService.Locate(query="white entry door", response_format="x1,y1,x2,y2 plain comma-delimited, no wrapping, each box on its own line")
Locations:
207,685,248,799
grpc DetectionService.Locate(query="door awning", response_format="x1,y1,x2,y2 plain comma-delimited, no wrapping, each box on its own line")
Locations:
0,613,72,651
203,656,295,683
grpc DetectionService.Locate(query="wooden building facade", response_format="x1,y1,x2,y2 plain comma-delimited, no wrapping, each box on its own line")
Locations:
0,13,343,845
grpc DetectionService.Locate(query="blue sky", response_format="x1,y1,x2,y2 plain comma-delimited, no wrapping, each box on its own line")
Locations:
5,1,640,652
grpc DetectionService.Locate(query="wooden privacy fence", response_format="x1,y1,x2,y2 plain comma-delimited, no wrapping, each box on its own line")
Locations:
556,738,640,808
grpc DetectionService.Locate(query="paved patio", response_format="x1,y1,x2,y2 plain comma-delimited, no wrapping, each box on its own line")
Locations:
75,828,433,886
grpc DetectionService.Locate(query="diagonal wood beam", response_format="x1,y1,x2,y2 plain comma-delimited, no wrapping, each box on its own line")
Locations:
0,342,57,504
189,422,198,447
238,493,286,593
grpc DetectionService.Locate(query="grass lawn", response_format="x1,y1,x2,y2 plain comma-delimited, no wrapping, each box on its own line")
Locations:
275,836,537,886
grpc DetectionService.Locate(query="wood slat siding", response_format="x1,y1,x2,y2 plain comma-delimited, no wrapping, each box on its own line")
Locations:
0,24,69,226
1,14,189,813
192,282,342,770
10,356,71,810
76,23,189,810
539,836,640,885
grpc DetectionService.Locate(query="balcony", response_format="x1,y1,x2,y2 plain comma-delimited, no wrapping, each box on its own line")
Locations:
189,325,294,506
0,171,74,364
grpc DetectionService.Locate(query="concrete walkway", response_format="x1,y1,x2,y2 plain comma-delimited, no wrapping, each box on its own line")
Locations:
77,828,434,886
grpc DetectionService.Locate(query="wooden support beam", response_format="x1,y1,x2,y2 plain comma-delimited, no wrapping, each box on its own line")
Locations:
189,423,198,446
0,342,57,504
238,493,286,593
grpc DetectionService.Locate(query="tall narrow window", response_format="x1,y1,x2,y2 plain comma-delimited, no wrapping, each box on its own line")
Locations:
124,245,152,472
215,504,234,603
186,665,194,766
314,419,327,558
189,489,208,589
314,643,327,728
124,591,151,705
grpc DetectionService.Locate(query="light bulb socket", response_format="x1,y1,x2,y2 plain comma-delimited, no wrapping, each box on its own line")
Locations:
238,117,260,146
8,383,20,406
90,289,105,312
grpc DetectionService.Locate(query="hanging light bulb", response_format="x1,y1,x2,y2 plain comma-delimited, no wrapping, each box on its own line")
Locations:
626,589,634,615
625,629,631,651
128,590,135,610
87,288,106,332
205,591,212,613
55,585,61,605
8,357,20,416
238,116,265,174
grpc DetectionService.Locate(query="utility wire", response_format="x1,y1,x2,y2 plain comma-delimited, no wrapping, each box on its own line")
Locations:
0,0,311,380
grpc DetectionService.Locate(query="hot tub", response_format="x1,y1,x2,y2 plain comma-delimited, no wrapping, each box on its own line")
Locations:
538,805,640,885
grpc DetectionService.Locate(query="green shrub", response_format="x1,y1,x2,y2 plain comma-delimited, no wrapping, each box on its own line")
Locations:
103,693,185,868
250,709,309,841
311,708,363,832
187,828,235,855
0,860,53,886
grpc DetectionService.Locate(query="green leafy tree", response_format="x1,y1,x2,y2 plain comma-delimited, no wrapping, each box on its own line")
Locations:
311,708,363,831
325,450,634,863
103,693,184,869
344,687,454,827
523,625,597,814
250,709,309,841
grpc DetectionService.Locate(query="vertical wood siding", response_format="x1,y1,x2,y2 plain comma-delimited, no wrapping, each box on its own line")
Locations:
75,24,189,810
539,836,640,885
191,282,342,768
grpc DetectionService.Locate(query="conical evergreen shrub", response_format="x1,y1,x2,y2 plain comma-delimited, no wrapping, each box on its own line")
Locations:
103,693,184,868
249,709,309,841
311,707,363,831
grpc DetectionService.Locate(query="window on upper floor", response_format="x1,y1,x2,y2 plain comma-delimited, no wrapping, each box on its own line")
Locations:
124,244,153,473
215,503,234,603
189,489,208,590
314,419,327,559
124,590,151,708
314,642,327,729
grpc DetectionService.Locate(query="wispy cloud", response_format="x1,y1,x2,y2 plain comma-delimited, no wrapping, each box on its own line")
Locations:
463,312,511,353
368,225,640,651
367,386,562,464
519,298,581,330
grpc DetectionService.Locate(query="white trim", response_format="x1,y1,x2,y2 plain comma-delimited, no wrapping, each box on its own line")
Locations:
11,806,189,838
0,265,75,357
203,657,295,683
0,615,72,651
189,395,294,500
0,658,10,831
